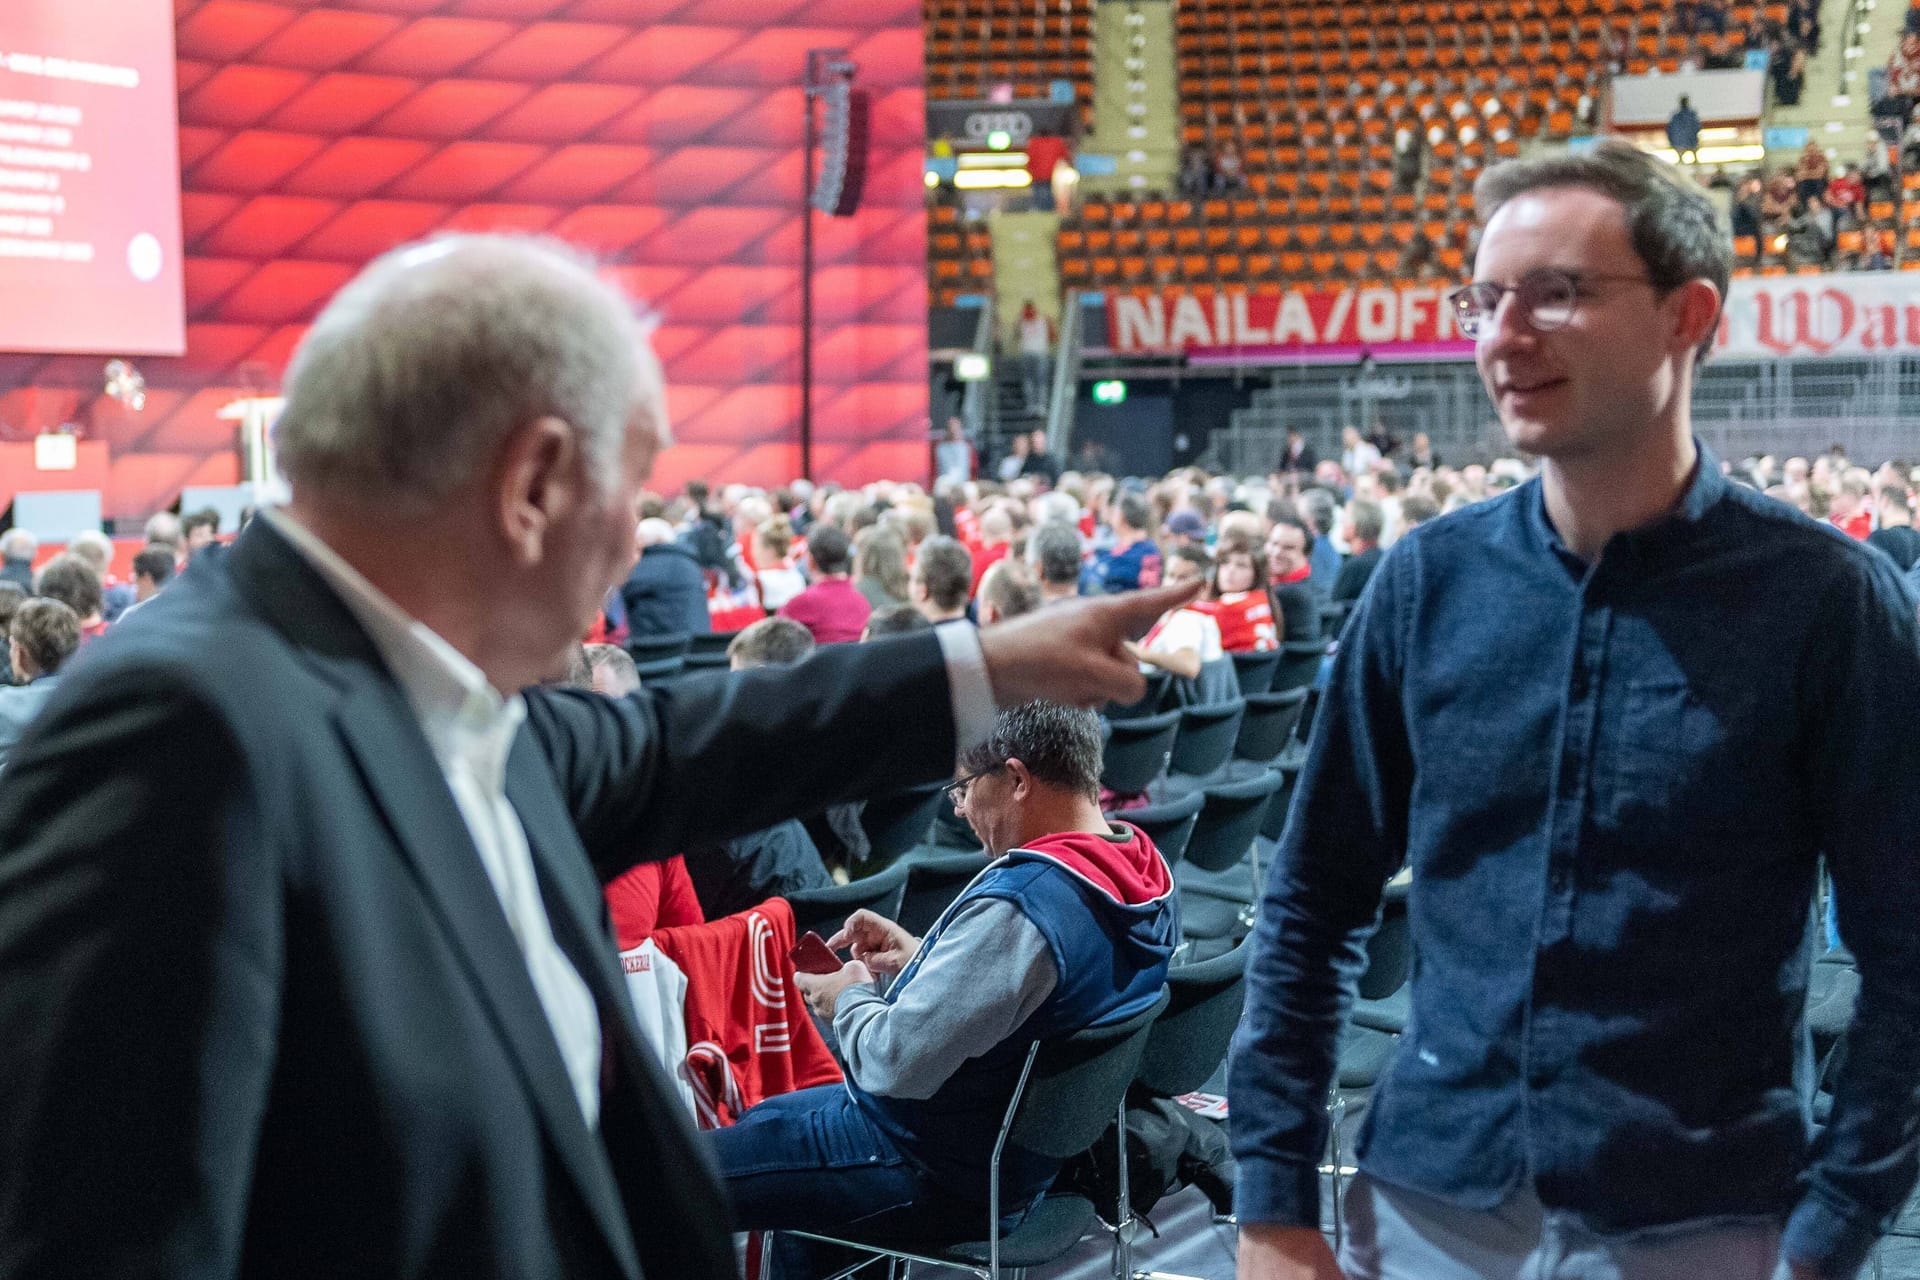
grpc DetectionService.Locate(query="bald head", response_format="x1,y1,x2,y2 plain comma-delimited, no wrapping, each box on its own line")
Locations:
275,234,664,511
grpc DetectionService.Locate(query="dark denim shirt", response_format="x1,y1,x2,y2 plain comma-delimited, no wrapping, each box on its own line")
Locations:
1230,446,1920,1279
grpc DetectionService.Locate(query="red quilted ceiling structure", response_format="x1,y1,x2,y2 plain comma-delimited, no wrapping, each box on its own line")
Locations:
0,0,928,521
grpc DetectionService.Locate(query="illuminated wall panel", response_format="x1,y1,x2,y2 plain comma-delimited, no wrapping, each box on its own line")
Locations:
0,0,927,521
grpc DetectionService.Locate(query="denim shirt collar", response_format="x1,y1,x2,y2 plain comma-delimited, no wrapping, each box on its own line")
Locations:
1525,438,1726,574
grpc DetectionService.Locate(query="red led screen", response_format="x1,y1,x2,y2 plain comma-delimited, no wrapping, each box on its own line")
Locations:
0,0,927,522
0,0,186,356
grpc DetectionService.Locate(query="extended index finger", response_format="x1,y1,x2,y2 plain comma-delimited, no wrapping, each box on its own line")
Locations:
1098,579,1205,640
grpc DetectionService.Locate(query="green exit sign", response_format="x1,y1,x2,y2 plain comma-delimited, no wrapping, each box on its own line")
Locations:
1091,379,1127,405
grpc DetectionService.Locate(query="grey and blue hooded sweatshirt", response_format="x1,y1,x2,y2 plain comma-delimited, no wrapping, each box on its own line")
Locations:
831,823,1178,1210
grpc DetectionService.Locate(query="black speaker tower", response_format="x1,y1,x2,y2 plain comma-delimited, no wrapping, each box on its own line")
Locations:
800,49,862,479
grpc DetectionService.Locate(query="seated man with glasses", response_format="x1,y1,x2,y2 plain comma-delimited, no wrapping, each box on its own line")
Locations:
711,701,1177,1265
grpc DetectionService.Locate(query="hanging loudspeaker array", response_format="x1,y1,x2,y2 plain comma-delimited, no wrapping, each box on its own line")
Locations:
813,79,870,217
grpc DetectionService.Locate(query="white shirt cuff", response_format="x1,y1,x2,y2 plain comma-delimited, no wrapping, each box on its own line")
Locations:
934,621,996,760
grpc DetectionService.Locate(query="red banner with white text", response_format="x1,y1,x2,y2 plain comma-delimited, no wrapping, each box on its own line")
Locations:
1106,274,1920,363
1105,285,1473,360
1716,272,1920,358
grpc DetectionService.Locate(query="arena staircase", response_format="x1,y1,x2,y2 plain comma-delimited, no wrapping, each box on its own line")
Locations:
983,209,1060,449
1082,0,1182,195
1763,0,1886,166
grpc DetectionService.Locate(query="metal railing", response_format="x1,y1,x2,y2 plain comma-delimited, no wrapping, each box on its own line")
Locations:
960,301,994,443
1206,355,1920,473
1044,287,1082,461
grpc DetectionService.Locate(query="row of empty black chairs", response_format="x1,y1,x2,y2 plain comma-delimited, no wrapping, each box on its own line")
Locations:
1104,647,1318,724
1100,688,1309,798
624,629,739,682
763,944,1253,1279
1328,879,1412,1245
784,850,995,943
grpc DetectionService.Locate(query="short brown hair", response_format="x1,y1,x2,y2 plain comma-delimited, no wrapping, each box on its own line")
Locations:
915,536,973,611
728,616,816,669
11,597,80,676
978,558,1040,621
1474,140,1730,364
35,554,101,621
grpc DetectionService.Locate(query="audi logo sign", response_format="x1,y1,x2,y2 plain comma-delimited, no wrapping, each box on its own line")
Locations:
926,100,1072,141
963,111,1034,141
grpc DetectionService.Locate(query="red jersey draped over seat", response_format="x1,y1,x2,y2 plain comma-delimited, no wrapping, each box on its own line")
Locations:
650,898,843,1128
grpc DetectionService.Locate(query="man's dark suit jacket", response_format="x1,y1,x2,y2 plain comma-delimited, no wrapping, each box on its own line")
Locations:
620,541,713,639
1269,577,1322,644
1330,544,1384,604
0,519,959,1279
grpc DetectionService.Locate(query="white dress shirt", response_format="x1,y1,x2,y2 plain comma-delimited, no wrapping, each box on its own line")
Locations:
265,508,606,1126
261,508,998,1129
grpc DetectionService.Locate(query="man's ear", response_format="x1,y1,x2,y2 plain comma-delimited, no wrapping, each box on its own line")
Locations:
1003,757,1032,799
495,416,577,567
1671,278,1722,358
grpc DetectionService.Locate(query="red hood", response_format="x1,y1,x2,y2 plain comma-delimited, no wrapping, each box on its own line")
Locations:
1020,823,1171,906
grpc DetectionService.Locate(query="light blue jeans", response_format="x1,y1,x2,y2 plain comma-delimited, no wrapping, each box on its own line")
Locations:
1338,1173,1805,1280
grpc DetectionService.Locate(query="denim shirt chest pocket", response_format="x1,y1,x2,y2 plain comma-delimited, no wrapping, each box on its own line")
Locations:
1598,671,1777,840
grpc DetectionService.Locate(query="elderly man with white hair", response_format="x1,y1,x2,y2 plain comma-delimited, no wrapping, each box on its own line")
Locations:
67,529,137,623
618,513,711,639
0,234,1196,1280
143,509,184,554
0,527,34,591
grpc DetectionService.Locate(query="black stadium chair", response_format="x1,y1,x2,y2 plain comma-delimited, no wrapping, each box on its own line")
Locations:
633,655,685,684
768,991,1170,1280
626,631,690,664
1104,669,1172,720
1107,790,1204,868
1259,761,1301,842
1350,879,1413,1032
1183,771,1283,877
1231,649,1279,696
1328,878,1414,1246
1100,709,1181,797
784,861,910,942
683,629,739,669
1233,687,1310,767
1273,639,1328,693
1177,771,1284,941
895,850,988,937
1135,942,1248,1097
1167,699,1246,784
859,781,947,864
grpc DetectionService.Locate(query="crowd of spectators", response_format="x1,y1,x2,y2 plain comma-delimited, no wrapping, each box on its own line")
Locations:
1179,141,1250,196
0,510,208,766
616,439,1528,700
615,431,1920,719
1665,0,1820,102
1711,138,1894,271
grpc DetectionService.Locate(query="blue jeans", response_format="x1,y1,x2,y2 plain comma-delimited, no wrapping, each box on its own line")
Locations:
1340,1173,1797,1280
1021,353,1049,411
712,1086,985,1277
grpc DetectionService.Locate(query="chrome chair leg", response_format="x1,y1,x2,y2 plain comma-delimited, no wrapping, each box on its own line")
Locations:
1325,1082,1348,1254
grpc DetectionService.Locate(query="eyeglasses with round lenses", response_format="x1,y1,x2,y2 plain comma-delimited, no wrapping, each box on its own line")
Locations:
1446,269,1654,340
944,762,1003,807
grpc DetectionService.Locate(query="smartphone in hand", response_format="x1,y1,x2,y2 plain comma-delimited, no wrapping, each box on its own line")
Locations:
789,931,843,975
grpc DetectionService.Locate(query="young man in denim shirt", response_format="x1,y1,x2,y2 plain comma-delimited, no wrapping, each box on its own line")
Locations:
1232,141,1920,1280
